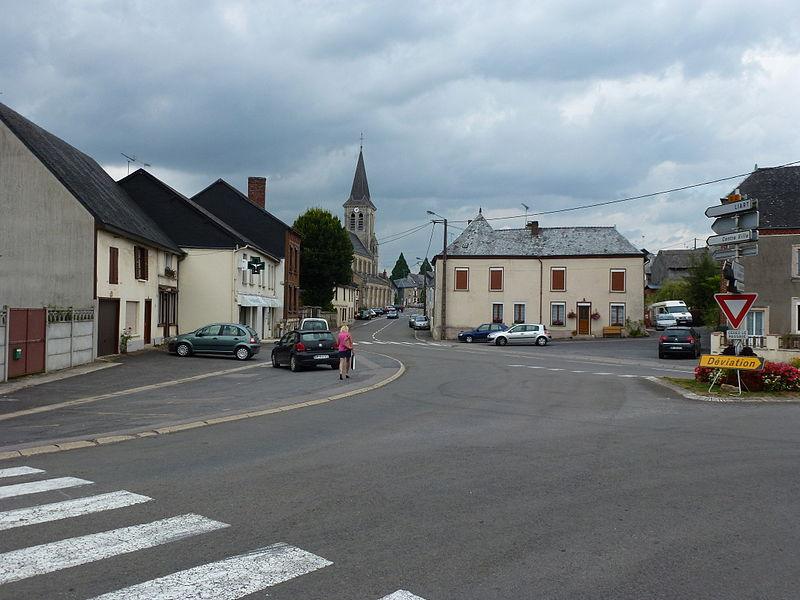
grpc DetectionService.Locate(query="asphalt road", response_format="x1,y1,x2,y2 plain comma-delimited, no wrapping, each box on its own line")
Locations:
2,317,800,599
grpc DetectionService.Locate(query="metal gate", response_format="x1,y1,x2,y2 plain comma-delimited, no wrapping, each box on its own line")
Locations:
7,308,46,379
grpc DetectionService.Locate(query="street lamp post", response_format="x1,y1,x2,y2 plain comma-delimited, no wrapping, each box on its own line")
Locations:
427,211,448,339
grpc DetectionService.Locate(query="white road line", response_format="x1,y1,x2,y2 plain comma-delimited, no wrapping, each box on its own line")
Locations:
0,467,44,479
0,477,92,500
86,542,331,600
546,368,564,371
379,591,427,600
428,343,443,346
618,374,640,378
526,366,544,369
571,370,586,373
0,490,152,531
414,342,427,346
0,513,228,585
400,341,413,345
359,341,373,345
593,372,613,376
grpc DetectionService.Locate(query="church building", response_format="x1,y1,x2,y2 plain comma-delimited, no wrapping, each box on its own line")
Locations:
343,148,395,309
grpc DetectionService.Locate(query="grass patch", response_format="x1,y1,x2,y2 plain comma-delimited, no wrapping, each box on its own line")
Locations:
664,377,800,400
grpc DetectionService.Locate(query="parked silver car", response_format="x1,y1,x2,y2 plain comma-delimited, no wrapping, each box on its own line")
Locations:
487,323,551,346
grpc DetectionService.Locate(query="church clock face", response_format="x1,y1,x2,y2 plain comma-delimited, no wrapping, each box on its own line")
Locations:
353,207,360,213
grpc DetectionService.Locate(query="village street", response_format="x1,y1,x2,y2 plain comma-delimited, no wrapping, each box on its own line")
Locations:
2,318,800,599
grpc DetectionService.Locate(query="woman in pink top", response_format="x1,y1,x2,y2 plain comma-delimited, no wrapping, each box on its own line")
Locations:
337,325,353,380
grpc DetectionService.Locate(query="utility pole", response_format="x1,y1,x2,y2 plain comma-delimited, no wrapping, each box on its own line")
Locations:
427,211,448,339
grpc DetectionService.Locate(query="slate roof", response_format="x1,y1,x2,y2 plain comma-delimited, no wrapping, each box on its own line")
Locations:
733,166,800,229
441,214,642,257
192,180,294,259
349,231,372,258
118,170,277,260
343,149,376,210
361,272,395,287
394,273,427,289
652,248,708,270
0,102,180,253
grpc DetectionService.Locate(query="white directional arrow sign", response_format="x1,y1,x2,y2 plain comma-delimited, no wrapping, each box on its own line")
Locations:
705,198,756,218
711,211,759,235
707,229,758,247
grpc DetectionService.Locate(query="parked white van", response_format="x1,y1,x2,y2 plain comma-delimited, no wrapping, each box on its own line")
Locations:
648,300,693,329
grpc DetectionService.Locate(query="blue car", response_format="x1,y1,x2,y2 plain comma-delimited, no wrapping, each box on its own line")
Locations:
457,323,508,343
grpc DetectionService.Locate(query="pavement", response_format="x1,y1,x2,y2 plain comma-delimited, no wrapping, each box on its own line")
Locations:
2,317,800,599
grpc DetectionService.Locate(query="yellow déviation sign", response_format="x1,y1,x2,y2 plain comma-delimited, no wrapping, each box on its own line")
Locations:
699,354,764,370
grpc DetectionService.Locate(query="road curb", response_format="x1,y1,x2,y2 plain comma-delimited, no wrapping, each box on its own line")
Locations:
646,376,800,403
0,354,405,462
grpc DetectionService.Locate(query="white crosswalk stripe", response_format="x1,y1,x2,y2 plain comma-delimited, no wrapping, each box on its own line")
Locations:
0,466,45,479
85,542,331,599
0,514,228,584
0,476,92,500
379,591,427,600
0,490,152,531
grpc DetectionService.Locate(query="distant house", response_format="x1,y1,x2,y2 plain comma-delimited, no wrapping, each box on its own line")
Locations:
648,248,709,289
332,282,359,326
430,214,645,339
393,273,429,306
119,169,282,338
192,178,302,333
0,102,182,381
729,167,800,336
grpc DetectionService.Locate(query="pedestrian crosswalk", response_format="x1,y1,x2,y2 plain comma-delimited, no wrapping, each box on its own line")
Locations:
0,466,430,599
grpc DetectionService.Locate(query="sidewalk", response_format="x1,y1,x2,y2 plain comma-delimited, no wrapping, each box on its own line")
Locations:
0,349,402,455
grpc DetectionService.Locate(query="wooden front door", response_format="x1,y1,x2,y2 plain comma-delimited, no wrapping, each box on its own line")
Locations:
577,304,591,335
7,308,46,379
97,299,119,356
144,299,152,345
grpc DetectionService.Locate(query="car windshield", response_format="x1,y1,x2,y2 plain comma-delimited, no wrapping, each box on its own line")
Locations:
667,306,687,314
507,325,522,333
300,332,334,342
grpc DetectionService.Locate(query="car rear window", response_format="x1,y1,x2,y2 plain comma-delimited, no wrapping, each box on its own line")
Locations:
301,332,334,342
664,328,691,337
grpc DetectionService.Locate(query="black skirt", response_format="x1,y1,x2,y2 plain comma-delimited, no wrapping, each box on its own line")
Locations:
339,349,352,359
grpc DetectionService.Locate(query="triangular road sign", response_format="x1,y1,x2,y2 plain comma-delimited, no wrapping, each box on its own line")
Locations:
715,293,758,329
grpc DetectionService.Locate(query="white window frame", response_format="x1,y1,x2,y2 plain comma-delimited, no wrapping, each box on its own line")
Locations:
745,310,765,336
610,268,626,293
550,267,566,292
454,267,470,291
792,245,800,279
609,303,626,327
513,303,526,324
550,301,566,327
489,267,504,292
492,302,504,324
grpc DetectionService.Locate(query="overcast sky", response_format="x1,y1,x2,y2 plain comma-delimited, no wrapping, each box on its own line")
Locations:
3,1,800,271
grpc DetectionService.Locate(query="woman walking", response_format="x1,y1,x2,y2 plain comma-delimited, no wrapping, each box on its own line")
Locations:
337,325,353,380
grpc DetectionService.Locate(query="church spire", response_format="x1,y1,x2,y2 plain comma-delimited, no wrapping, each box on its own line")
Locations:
344,146,376,210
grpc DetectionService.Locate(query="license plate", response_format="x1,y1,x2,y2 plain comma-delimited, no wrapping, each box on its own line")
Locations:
314,354,330,359
670,346,682,350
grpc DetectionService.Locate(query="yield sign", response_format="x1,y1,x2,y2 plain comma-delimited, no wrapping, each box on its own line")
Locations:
715,293,758,329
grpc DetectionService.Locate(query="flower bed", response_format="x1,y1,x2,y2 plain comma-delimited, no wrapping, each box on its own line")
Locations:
695,361,800,392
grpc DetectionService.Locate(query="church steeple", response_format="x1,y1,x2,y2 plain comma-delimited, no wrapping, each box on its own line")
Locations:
344,148,376,210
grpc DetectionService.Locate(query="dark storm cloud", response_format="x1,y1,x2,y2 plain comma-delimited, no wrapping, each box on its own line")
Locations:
2,0,800,267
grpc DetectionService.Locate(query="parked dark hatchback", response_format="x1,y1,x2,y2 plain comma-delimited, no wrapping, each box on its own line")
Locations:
458,323,508,343
658,327,701,359
168,323,260,361
271,330,340,372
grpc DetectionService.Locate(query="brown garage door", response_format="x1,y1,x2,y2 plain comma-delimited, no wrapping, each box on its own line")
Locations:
98,298,120,356
7,308,46,379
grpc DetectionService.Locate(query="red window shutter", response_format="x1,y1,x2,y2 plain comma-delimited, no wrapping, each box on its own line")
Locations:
551,268,565,291
611,270,625,292
489,269,503,291
455,269,468,290
109,247,119,284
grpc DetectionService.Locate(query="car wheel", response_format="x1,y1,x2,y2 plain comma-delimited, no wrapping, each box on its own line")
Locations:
271,353,280,368
290,355,299,372
465,335,473,343
496,337,508,346
176,342,191,357
235,346,251,361
659,350,665,359
536,336,547,346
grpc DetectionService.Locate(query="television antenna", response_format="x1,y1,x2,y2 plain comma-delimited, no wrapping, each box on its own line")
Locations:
121,152,151,175
521,203,530,226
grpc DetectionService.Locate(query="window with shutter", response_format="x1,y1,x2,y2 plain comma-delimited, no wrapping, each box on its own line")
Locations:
610,269,626,292
454,268,469,291
551,267,566,291
492,303,504,323
489,268,503,291
133,246,149,280
550,302,566,326
513,303,525,324
109,247,119,284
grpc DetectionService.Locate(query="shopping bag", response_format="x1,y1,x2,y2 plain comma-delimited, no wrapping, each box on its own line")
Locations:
350,353,356,371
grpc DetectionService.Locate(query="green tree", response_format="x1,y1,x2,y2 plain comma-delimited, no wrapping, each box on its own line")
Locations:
391,253,411,280
292,208,353,309
419,257,432,275
684,251,721,326
651,279,691,304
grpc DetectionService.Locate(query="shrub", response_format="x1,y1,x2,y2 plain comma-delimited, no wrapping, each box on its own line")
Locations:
790,357,800,369
696,361,800,392
625,318,647,337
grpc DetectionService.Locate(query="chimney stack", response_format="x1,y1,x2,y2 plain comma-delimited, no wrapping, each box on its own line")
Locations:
247,176,267,209
527,220,539,236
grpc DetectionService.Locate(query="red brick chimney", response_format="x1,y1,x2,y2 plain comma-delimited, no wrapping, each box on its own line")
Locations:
247,176,266,209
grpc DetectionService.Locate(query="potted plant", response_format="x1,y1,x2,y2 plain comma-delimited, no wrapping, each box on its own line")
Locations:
552,319,565,326
567,310,577,319
591,310,601,321
120,327,133,354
